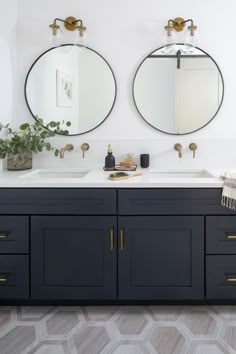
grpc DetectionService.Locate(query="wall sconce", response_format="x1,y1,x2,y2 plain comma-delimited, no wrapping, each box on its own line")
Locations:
49,16,87,47
163,17,199,47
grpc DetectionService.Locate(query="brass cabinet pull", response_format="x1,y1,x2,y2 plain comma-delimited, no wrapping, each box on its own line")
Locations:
0,234,7,239
120,228,124,251
0,277,7,283
227,277,236,282
226,235,236,239
110,228,114,251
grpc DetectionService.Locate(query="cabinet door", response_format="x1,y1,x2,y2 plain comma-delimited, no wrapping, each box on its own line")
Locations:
118,216,204,300
31,216,117,300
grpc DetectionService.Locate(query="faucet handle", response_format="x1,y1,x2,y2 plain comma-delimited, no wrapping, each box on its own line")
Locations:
81,143,90,158
174,143,183,158
189,143,197,158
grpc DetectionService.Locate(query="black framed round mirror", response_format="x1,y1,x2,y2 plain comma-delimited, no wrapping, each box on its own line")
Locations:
133,44,224,135
25,45,117,136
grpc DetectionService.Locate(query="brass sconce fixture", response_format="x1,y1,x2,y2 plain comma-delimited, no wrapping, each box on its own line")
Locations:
49,16,87,47
163,17,198,47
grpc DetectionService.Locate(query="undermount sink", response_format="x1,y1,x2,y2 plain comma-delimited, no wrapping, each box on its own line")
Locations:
150,169,214,178
20,168,90,179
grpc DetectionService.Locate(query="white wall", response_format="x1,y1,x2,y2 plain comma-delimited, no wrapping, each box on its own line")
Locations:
0,0,18,170
2,0,236,169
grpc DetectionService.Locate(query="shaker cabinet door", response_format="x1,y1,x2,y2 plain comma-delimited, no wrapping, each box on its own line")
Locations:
118,216,204,300
31,216,117,300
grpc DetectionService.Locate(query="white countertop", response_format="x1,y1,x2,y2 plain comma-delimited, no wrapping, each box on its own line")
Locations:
0,168,226,188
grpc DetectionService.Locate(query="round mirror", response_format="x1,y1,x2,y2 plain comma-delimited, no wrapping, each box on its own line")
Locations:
133,44,224,135
25,45,117,135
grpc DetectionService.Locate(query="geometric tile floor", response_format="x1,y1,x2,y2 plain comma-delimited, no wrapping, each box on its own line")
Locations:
0,306,236,353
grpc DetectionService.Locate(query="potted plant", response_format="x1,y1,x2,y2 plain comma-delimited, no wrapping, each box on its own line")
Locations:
0,118,71,171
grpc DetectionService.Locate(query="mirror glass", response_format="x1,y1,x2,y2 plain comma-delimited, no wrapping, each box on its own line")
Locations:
133,44,224,135
25,45,117,135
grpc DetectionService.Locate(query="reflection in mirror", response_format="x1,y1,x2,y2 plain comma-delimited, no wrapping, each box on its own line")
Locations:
25,45,117,135
133,44,224,135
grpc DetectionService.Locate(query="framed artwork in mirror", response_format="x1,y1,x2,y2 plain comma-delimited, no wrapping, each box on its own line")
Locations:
56,70,73,108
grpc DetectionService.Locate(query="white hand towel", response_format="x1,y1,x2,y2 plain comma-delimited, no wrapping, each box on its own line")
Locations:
222,174,236,210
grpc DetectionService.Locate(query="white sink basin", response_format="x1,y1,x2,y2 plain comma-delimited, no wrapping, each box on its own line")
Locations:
20,168,90,179
150,169,214,178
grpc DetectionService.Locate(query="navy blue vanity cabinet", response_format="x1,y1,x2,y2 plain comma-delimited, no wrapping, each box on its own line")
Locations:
1,187,236,303
31,216,117,300
118,216,204,300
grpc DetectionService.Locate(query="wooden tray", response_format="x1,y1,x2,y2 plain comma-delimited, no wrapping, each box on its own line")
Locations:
108,172,143,181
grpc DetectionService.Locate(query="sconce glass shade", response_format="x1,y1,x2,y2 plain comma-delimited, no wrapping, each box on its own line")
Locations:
73,29,88,47
161,27,176,46
49,26,63,47
160,27,176,54
183,26,199,47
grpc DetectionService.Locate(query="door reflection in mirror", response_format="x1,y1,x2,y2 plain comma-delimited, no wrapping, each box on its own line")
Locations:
133,45,224,135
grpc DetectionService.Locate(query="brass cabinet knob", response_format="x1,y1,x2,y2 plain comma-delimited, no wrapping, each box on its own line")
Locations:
189,143,197,158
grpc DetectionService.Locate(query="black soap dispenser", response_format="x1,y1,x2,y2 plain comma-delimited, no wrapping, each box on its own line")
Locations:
105,144,115,169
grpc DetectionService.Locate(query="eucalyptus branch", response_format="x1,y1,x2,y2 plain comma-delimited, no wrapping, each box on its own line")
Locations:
0,118,71,159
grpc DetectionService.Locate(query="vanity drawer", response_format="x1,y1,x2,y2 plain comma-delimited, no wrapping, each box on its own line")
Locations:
0,255,29,299
0,189,116,215
0,216,29,253
206,255,236,299
206,216,236,254
118,189,231,215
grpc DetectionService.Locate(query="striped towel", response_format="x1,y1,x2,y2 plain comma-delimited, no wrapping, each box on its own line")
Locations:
222,174,236,210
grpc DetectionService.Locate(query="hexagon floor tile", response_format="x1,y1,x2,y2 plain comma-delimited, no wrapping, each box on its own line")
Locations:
82,306,119,321
45,309,79,335
0,325,36,354
1,305,236,353
69,325,110,354
109,340,150,354
186,340,230,354
181,309,219,337
28,340,70,354
115,307,148,335
148,324,187,354
219,324,236,352
17,307,53,322
148,305,183,322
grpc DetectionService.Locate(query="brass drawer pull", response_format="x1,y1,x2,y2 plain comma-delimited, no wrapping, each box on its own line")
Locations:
120,228,124,251
226,235,236,239
0,277,8,283
110,228,114,251
226,277,236,282
0,234,8,239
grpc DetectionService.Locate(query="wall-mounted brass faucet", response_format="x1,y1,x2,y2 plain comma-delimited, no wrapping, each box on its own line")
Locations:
60,144,74,159
174,143,183,158
189,143,197,158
